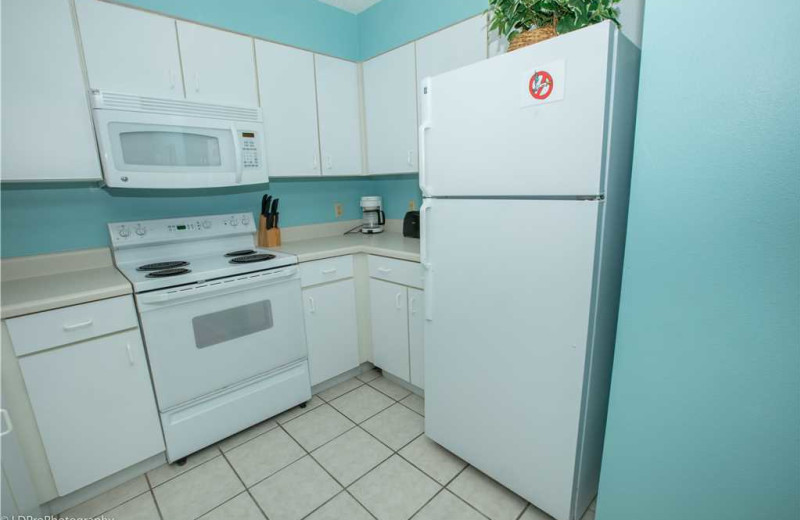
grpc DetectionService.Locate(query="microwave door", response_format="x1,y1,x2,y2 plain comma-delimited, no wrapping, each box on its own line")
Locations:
93,110,265,188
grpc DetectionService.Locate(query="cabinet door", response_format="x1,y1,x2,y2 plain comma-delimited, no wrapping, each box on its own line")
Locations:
408,288,425,389
256,41,321,177
75,0,182,99
1,0,101,181
303,280,359,386
315,55,364,176
18,330,164,495
363,43,418,174
369,279,410,382
416,15,487,115
177,21,258,106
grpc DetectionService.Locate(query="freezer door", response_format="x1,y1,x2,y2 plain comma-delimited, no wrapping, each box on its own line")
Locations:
419,22,615,197
422,198,599,520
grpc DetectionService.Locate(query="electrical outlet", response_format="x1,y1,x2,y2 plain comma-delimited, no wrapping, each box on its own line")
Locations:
408,200,416,211
334,203,343,218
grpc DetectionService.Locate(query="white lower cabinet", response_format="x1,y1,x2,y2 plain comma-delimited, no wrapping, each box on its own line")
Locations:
17,328,164,496
300,257,360,386
369,279,411,382
408,288,425,389
303,280,359,385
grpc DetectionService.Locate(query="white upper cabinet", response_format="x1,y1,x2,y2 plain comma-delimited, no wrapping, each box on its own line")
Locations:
75,0,183,99
1,0,101,181
315,55,364,176
177,21,258,106
363,43,418,175
256,42,321,177
416,14,488,114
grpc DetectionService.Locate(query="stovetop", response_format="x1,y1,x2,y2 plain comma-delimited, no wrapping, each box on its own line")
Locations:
108,213,297,293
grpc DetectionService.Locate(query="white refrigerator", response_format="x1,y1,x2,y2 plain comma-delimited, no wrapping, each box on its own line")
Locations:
419,21,640,520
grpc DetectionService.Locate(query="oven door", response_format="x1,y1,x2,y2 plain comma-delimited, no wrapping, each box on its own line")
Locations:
135,267,307,411
93,109,267,188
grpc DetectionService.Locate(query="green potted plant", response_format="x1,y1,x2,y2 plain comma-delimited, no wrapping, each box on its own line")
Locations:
489,0,622,52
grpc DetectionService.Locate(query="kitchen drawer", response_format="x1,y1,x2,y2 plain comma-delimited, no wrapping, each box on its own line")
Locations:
299,256,354,288
368,255,424,289
6,296,138,356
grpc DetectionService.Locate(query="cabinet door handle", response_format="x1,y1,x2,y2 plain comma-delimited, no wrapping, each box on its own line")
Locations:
168,69,176,91
378,267,392,274
410,297,416,315
321,268,337,275
309,296,316,313
395,292,402,309
126,342,135,366
407,150,413,166
313,154,318,169
63,319,93,331
194,72,200,93
326,155,333,170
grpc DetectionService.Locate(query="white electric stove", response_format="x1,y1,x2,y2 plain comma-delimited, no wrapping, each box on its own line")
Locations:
109,213,311,462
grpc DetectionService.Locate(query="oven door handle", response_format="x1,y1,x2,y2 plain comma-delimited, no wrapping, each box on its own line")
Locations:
138,266,298,305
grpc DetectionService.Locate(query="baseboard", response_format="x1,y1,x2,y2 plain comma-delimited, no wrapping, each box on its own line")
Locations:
41,452,166,516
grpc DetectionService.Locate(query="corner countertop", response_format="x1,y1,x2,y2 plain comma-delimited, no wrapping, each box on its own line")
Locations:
1,249,132,320
275,232,420,263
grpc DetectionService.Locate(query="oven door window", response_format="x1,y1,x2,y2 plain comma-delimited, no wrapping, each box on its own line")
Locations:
192,300,274,349
108,122,235,173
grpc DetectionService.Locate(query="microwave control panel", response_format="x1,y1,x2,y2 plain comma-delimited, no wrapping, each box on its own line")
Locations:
241,132,260,169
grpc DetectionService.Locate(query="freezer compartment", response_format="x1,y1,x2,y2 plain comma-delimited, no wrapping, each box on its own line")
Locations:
419,21,625,197
422,198,600,520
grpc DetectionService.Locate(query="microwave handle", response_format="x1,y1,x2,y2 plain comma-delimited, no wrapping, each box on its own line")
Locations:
231,126,243,184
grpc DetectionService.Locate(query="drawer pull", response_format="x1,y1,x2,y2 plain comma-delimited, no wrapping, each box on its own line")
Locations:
63,319,93,331
309,297,316,313
321,268,337,275
126,342,135,366
378,267,392,274
396,292,402,309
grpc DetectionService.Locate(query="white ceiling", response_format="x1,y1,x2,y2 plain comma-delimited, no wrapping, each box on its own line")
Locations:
316,0,382,14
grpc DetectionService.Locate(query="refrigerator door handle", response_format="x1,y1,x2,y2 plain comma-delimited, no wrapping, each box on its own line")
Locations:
419,77,433,197
421,200,433,321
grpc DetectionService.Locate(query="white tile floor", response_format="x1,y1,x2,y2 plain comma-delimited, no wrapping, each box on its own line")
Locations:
58,370,597,520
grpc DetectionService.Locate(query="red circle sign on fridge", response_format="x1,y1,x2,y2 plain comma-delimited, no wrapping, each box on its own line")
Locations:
529,70,554,100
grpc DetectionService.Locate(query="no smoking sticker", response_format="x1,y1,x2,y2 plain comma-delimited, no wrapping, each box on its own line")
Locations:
521,60,565,107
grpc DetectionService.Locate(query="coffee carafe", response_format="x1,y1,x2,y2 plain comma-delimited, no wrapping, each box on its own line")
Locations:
360,196,385,234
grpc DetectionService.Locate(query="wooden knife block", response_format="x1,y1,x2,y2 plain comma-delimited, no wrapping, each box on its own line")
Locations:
257,215,281,248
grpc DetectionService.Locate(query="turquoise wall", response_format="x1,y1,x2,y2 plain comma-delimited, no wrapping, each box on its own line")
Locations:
357,0,487,60
596,2,800,520
1,178,373,257
117,0,359,60
0,0,486,258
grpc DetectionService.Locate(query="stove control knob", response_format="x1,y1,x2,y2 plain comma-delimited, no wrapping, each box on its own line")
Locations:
230,217,239,227
202,220,212,229
118,227,130,238
241,215,250,226
135,225,146,236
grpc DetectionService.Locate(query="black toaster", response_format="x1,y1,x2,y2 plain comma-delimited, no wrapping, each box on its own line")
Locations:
403,211,420,238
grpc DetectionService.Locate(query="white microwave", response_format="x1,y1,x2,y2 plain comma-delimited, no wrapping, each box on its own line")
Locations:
91,91,268,188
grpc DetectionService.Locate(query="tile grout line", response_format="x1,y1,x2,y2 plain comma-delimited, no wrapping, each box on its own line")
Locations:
407,460,479,520
276,422,382,520
316,379,366,403
68,485,152,519
148,447,223,490
218,449,272,520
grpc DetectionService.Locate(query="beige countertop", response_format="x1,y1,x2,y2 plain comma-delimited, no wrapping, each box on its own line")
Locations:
275,232,421,263
1,249,132,319
0,231,418,319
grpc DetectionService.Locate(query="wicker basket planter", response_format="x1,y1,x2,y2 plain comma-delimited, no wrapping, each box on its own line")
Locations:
507,20,558,52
